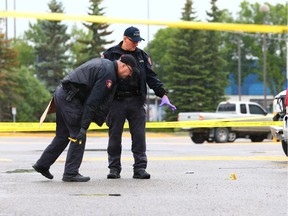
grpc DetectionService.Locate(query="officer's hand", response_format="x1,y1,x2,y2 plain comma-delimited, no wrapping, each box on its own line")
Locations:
74,128,87,145
159,95,177,111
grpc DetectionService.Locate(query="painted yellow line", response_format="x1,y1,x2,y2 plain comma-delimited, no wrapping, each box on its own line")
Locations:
148,156,288,161
57,156,288,162
0,158,13,162
3,156,287,163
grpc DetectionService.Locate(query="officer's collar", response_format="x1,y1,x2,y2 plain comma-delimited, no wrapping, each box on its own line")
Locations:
118,41,140,54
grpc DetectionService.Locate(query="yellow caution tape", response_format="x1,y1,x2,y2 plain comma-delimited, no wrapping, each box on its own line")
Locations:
0,121,282,132
1,11,287,34
184,114,275,122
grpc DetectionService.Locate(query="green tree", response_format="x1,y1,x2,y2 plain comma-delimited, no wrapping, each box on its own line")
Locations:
25,0,70,93
255,2,287,95
76,0,114,66
163,0,209,120
69,24,92,66
25,20,46,44
0,33,19,121
0,34,52,121
201,0,228,109
147,28,178,83
223,1,287,97
13,67,52,122
11,37,35,67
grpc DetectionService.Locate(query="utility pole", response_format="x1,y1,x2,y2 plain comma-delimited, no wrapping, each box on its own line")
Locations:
237,33,242,101
259,4,270,110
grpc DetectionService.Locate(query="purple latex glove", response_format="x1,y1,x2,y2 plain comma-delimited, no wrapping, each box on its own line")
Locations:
159,95,177,111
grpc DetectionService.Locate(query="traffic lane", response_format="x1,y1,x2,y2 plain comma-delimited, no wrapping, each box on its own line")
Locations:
0,135,287,216
1,135,285,162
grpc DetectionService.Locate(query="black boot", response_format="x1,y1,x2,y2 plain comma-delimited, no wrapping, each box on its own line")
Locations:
133,169,150,179
32,163,54,180
107,169,121,179
62,173,90,182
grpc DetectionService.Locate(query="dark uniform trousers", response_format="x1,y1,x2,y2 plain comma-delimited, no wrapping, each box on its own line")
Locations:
106,95,147,172
35,85,86,175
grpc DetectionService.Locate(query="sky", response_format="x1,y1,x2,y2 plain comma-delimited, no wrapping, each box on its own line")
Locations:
0,0,286,49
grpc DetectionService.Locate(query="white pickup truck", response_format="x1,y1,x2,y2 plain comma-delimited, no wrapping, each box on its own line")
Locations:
178,101,272,143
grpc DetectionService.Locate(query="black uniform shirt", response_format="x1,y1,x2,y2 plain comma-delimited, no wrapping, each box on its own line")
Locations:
102,41,167,103
62,58,118,129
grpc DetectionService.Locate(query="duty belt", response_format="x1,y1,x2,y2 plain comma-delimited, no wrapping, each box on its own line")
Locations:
62,82,79,102
116,91,140,98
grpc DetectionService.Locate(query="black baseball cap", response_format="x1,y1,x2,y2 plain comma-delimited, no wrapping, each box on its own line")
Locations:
124,26,145,42
119,54,136,67
119,54,138,74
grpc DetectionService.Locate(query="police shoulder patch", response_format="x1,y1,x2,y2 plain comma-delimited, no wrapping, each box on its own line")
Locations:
106,80,113,89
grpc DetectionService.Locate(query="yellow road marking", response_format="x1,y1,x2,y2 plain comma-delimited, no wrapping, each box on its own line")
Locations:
2,156,287,163
0,158,13,162
148,156,288,161
57,156,288,162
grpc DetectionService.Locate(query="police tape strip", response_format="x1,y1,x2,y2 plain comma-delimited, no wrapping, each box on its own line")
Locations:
184,114,275,122
1,11,288,34
0,121,283,132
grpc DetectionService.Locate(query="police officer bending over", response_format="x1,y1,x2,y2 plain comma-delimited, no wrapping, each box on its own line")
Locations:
32,54,137,182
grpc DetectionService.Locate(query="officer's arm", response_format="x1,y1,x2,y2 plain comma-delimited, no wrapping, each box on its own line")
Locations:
144,55,167,98
80,73,114,130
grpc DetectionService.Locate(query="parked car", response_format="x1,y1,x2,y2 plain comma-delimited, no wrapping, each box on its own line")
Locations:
178,101,272,143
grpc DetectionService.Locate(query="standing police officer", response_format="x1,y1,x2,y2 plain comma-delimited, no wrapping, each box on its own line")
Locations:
102,26,176,179
32,54,137,182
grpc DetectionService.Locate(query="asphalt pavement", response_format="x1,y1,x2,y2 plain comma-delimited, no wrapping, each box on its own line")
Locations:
0,132,287,216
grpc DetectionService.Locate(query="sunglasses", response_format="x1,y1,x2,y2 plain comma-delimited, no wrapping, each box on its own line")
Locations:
125,64,133,74
127,37,140,44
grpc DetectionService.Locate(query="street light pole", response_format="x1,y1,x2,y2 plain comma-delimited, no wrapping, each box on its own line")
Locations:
259,4,270,110
262,34,267,109
237,33,242,101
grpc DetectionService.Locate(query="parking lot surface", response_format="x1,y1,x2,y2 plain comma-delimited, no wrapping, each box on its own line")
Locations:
0,133,287,216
